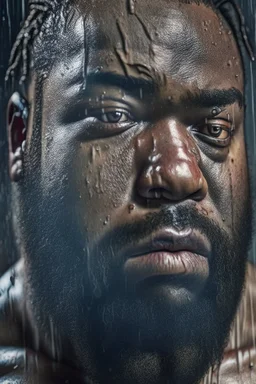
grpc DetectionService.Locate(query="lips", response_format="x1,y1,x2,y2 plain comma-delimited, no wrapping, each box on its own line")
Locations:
123,228,211,286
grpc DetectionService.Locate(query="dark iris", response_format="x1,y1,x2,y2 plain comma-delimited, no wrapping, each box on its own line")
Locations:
207,124,223,137
104,111,122,123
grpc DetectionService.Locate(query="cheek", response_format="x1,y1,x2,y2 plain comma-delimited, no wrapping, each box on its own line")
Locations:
228,134,250,228
70,133,135,239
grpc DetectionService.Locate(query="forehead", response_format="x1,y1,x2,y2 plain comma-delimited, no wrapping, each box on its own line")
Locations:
46,0,243,93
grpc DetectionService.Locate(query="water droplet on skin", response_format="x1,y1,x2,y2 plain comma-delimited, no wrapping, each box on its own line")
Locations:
10,275,15,286
128,0,135,14
103,215,110,225
222,217,226,222
249,362,254,369
95,66,103,73
202,208,208,216
227,60,232,67
90,145,96,164
21,140,26,152
128,204,135,213
211,107,221,116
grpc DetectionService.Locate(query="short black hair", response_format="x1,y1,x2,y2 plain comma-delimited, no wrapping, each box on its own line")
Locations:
5,0,255,85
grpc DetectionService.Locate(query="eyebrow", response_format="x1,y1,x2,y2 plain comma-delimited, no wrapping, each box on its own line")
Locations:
85,72,157,93
181,87,244,108
82,72,243,108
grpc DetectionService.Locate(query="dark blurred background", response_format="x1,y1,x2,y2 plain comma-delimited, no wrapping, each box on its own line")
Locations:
0,0,255,274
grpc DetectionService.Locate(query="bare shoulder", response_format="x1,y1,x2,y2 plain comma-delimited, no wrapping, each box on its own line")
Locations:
0,260,24,347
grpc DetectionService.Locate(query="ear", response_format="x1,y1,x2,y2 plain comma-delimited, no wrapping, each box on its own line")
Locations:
7,93,28,182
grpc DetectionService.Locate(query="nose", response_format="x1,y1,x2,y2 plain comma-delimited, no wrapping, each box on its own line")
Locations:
135,119,208,202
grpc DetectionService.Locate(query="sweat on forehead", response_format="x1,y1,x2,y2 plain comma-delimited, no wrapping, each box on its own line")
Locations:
36,0,241,94
5,0,247,88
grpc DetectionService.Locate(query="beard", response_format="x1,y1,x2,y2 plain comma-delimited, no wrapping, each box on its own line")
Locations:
73,201,253,384
19,167,253,383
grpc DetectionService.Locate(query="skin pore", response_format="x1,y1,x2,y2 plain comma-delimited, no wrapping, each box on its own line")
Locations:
6,0,253,383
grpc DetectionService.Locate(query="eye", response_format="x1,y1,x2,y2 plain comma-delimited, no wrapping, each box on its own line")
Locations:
192,119,233,141
96,110,130,124
204,123,229,139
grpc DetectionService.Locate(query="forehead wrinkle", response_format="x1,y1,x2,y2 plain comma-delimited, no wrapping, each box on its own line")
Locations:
46,0,243,98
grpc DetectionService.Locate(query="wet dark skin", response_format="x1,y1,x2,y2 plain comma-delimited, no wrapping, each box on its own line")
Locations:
0,0,255,383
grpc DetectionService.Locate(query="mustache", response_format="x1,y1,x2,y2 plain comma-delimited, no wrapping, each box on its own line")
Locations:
99,204,230,257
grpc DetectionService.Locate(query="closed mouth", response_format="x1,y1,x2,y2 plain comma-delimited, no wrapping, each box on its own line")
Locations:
123,228,211,286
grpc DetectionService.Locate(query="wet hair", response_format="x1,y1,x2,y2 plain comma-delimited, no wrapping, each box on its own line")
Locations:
5,0,255,85
5,0,65,84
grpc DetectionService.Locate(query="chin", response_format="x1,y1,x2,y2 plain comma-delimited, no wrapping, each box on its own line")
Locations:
70,278,234,384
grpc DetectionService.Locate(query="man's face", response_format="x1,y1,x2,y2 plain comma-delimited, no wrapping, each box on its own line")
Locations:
16,0,252,383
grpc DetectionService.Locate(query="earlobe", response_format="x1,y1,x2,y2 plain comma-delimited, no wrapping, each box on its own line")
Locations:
7,93,28,182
